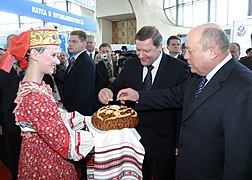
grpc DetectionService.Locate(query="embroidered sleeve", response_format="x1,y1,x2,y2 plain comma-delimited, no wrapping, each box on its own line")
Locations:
19,91,70,158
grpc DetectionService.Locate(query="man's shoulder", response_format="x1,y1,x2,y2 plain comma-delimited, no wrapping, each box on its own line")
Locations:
96,60,106,68
77,51,88,58
126,57,141,65
77,51,95,64
240,56,252,63
162,53,187,66
239,56,252,70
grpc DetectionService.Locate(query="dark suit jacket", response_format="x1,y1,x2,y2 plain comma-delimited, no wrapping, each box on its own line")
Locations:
108,53,190,158
95,60,119,110
95,60,119,93
53,64,67,98
0,68,20,133
43,74,55,92
239,56,252,70
177,54,187,63
62,51,96,116
136,58,252,179
87,50,99,61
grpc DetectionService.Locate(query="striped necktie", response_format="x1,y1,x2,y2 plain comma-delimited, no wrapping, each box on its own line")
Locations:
107,62,112,78
194,76,207,99
143,65,154,91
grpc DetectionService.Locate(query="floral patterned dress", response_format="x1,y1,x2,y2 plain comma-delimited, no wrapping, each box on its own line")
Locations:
14,81,78,180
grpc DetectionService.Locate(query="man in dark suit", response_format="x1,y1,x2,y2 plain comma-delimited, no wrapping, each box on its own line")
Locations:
239,55,252,70
62,30,96,116
117,23,252,179
62,30,96,179
86,34,99,61
99,26,190,180
0,67,22,180
53,51,68,99
166,35,181,58
95,43,119,110
0,34,22,180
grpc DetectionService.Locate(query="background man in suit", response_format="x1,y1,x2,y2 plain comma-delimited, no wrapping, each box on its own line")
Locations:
117,23,252,179
0,68,22,180
0,34,22,180
62,30,96,116
99,26,190,180
53,51,68,99
95,43,119,110
62,30,96,179
86,34,98,61
229,42,241,60
239,55,252,70
166,35,181,58
240,47,252,60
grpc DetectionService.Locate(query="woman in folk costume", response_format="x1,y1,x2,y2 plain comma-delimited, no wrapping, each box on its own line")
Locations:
0,29,94,179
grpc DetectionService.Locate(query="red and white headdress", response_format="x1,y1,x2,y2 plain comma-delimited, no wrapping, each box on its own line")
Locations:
0,29,60,73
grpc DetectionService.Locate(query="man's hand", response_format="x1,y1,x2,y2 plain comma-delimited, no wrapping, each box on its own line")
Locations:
94,53,104,64
98,88,114,104
117,88,140,104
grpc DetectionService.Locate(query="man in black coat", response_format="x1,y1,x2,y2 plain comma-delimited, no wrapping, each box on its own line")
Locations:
62,30,96,179
86,34,99,61
95,43,119,110
0,67,22,180
62,30,96,116
117,23,252,179
239,55,252,70
99,26,190,180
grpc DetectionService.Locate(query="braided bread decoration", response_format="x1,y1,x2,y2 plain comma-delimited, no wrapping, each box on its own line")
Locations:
91,105,138,131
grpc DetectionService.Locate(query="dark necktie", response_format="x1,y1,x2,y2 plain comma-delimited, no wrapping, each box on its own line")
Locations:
89,53,92,60
194,76,207,99
70,56,75,65
68,56,75,73
107,62,112,78
143,65,154,91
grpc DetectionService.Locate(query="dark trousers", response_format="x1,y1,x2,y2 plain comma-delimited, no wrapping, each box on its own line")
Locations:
3,132,22,180
0,134,7,165
142,153,176,180
1,112,22,180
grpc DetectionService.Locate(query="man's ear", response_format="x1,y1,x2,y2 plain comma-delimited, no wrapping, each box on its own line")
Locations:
208,45,218,59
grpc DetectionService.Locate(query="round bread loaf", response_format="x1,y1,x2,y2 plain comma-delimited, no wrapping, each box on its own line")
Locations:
91,105,138,131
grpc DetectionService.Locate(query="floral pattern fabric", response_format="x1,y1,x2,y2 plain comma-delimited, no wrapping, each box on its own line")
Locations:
14,81,78,180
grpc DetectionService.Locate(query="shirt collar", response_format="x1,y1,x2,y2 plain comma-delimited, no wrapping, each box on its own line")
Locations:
88,50,95,55
104,59,112,65
206,53,232,82
151,50,162,69
72,49,86,60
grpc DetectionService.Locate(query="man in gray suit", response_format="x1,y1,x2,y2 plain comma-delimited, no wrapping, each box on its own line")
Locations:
117,23,252,179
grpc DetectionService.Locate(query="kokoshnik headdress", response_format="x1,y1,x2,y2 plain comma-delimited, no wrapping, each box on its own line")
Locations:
0,29,60,73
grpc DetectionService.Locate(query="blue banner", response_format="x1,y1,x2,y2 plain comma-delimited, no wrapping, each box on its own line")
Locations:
0,0,96,32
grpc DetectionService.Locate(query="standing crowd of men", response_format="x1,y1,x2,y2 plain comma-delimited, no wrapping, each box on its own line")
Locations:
1,22,252,180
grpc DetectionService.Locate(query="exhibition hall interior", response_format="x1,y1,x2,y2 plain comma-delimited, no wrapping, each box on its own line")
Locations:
0,0,251,55
0,0,252,179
